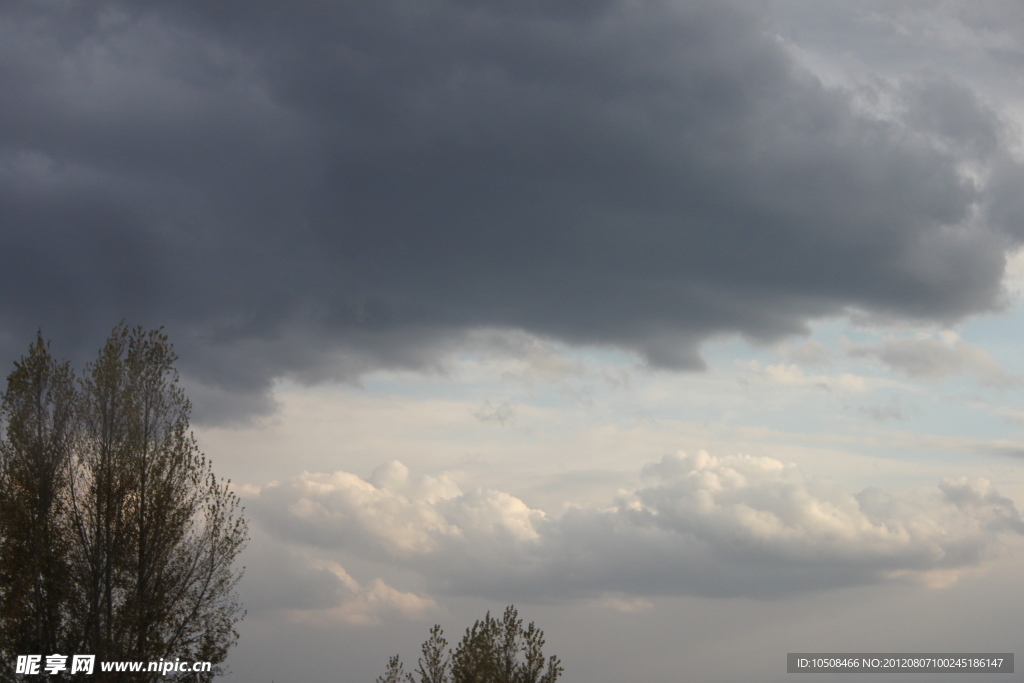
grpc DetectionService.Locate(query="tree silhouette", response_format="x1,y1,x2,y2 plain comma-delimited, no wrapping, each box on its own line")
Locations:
0,326,247,682
378,606,562,683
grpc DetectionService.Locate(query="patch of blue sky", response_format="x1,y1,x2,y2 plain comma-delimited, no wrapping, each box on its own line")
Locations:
960,310,1024,376
262,307,1024,501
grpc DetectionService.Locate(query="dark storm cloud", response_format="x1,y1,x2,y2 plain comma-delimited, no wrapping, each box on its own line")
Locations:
1,0,1021,421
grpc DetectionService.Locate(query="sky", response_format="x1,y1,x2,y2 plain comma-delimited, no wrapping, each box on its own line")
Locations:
3,0,1024,680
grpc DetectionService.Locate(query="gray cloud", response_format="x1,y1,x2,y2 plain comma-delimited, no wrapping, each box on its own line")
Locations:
473,400,516,426
1,0,1022,421
860,403,906,423
847,332,1017,386
250,455,1024,601
902,77,1003,157
241,535,434,624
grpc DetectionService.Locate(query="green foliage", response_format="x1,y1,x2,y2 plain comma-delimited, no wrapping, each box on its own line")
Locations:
379,606,562,683
0,326,248,682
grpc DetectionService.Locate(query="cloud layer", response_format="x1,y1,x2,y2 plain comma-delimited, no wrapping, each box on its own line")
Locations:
252,454,1024,602
847,331,1017,386
241,539,435,625
2,0,1023,421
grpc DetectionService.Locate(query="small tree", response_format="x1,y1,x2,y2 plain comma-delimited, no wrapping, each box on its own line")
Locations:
379,606,562,683
375,655,408,683
415,625,449,683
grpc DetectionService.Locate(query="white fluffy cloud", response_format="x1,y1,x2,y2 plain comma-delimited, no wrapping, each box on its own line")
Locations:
251,452,1024,601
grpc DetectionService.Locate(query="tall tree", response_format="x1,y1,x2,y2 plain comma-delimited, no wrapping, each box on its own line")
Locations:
0,326,247,682
379,606,562,683
0,335,77,679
